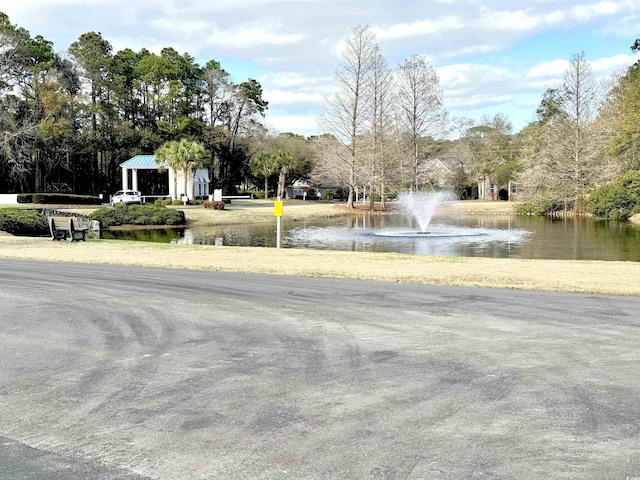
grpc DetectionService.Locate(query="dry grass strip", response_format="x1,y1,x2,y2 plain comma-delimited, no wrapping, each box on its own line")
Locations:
1,236,638,296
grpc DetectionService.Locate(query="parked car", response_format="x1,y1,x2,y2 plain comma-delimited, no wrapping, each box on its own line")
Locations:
111,190,142,206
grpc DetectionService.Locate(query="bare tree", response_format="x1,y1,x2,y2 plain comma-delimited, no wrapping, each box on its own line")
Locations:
363,46,395,209
396,55,446,190
519,52,606,212
319,25,378,208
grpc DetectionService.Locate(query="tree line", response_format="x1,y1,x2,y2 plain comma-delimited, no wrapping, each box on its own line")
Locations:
2,13,640,215
316,25,640,213
0,11,300,197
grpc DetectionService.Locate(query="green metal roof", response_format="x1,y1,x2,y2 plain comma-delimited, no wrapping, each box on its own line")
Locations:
120,155,168,168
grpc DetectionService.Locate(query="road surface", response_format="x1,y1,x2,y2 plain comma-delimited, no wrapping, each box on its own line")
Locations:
1,259,639,479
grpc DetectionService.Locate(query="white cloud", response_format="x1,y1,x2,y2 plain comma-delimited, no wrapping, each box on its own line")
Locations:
598,13,640,38
527,59,571,79
438,64,512,88
264,89,325,106
568,1,627,21
478,8,564,32
590,54,637,73
259,71,332,89
372,16,463,41
150,18,306,49
440,45,501,59
446,93,512,109
204,24,307,48
264,113,319,136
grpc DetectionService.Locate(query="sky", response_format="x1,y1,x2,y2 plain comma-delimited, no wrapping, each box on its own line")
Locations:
2,0,639,138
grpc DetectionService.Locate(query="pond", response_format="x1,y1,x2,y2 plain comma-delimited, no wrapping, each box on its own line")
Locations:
101,211,640,262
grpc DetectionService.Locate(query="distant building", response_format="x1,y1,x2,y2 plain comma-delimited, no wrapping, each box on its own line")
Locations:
422,158,453,187
478,175,519,201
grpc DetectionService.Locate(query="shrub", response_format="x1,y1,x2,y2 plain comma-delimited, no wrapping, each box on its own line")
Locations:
586,170,640,220
17,193,102,205
202,201,225,210
239,190,260,199
89,204,185,228
517,192,567,215
0,208,49,235
171,199,184,206
321,190,334,201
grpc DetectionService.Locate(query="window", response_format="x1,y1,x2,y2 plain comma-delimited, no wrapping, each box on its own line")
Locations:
488,183,496,194
510,183,518,194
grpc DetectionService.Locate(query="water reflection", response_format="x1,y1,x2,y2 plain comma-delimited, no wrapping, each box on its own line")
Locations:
102,213,640,262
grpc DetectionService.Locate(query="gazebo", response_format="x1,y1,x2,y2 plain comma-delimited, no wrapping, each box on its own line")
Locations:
119,155,210,200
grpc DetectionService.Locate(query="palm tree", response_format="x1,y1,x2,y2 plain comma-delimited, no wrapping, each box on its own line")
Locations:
275,149,295,199
155,139,207,199
249,151,279,199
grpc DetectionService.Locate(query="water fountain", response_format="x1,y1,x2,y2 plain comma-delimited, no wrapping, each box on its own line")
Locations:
374,190,485,238
158,189,530,257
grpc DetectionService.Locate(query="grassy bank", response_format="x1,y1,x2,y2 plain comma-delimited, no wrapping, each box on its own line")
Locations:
1,200,638,296
0,235,638,296
55,199,518,228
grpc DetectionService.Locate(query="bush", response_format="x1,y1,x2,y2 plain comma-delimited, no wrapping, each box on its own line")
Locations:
321,190,334,201
89,204,185,228
202,201,225,210
240,190,260,199
517,192,567,215
586,170,640,220
0,208,49,236
17,193,102,205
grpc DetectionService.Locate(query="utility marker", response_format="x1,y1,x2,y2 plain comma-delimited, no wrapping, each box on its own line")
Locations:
274,199,283,248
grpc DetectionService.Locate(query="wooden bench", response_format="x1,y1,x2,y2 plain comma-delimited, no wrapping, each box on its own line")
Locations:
48,216,89,242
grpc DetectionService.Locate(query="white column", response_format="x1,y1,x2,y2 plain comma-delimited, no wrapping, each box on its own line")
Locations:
186,172,193,200
168,169,176,199
121,167,128,190
132,169,139,193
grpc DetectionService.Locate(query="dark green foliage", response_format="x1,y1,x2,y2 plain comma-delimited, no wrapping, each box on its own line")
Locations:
0,208,49,235
100,228,183,242
586,170,640,220
17,193,102,205
517,192,568,215
241,190,263,199
321,190,334,201
0,13,270,200
88,204,185,228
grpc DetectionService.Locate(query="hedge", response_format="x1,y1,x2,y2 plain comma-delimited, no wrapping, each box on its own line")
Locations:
0,208,49,236
586,170,640,220
89,204,185,228
17,193,103,205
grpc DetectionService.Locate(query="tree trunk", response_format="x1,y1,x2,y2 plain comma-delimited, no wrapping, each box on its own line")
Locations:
278,170,286,199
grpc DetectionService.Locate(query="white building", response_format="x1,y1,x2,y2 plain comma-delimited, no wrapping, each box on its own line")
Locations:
119,155,210,200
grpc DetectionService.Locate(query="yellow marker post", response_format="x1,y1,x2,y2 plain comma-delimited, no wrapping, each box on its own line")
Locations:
274,200,283,248
273,201,283,217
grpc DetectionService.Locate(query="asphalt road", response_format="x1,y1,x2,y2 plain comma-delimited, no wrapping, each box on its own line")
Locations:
1,259,639,480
